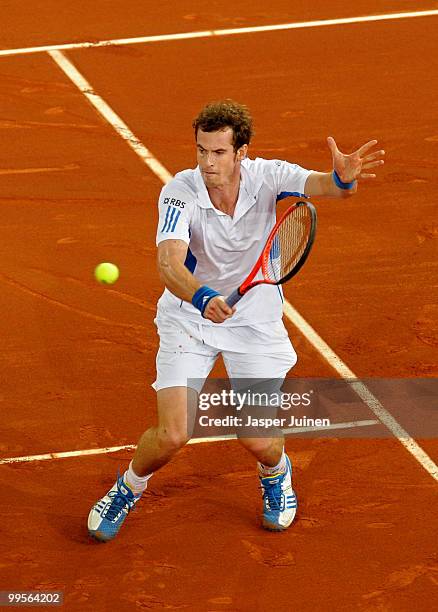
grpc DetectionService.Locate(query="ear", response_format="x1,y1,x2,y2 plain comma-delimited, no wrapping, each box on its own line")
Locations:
237,145,248,160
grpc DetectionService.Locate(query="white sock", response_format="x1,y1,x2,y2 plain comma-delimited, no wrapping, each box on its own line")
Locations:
123,461,153,496
258,448,287,477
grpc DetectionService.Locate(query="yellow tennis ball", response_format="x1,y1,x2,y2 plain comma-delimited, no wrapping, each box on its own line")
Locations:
94,262,119,284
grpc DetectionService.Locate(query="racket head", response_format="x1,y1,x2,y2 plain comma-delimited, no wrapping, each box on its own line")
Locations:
261,201,317,285
227,200,317,305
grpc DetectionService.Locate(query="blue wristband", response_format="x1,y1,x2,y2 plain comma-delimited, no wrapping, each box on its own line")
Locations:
332,169,356,190
192,286,220,316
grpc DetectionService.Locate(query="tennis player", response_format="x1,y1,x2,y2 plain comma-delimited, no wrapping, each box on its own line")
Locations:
88,100,384,541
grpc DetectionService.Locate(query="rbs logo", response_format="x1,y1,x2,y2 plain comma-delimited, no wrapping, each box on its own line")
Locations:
164,197,185,209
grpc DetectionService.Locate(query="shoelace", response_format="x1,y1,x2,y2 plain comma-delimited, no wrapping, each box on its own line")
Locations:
104,486,136,522
263,480,284,511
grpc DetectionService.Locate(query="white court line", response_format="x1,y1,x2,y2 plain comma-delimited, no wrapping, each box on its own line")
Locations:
0,10,437,58
283,303,438,481
0,420,379,464
0,445,137,465
38,53,438,484
49,50,172,185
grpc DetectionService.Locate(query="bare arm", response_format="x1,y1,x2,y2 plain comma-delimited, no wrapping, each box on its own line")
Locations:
157,239,199,302
157,239,234,323
305,171,357,198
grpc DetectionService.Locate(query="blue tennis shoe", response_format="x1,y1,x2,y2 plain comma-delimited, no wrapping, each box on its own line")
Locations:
260,455,297,531
88,473,140,542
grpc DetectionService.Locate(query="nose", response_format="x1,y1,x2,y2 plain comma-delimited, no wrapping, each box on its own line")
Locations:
206,152,215,166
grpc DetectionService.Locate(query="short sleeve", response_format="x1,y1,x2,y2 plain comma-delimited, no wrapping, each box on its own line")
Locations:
273,160,313,199
245,157,313,200
156,182,194,246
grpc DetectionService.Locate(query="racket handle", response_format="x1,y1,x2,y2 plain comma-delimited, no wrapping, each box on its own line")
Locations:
225,289,242,307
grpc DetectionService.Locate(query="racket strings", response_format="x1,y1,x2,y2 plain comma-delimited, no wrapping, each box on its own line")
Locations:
265,206,312,282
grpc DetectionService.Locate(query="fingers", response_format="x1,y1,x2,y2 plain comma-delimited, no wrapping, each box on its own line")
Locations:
362,149,385,163
356,139,378,156
327,136,338,153
330,138,384,181
203,296,235,323
361,160,385,170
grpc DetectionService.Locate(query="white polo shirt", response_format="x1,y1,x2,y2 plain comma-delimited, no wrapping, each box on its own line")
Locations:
155,157,313,327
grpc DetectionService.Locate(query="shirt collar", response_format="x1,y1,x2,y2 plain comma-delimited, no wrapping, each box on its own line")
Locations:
194,166,215,209
193,159,264,212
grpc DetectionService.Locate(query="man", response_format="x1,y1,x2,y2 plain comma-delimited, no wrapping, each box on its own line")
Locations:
88,100,384,541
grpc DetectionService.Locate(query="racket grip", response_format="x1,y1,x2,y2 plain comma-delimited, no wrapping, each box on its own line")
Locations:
225,289,242,307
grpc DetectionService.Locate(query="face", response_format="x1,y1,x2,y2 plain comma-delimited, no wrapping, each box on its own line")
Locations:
196,128,247,188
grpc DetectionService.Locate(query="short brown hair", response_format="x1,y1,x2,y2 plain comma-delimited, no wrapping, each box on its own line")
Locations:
192,100,254,151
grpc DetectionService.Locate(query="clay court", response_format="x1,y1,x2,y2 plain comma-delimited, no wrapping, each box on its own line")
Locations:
0,2,437,610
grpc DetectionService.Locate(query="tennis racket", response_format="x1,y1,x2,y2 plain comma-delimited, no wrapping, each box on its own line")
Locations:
225,201,317,307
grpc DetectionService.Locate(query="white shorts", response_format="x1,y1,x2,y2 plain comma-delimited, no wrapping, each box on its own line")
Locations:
152,313,297,393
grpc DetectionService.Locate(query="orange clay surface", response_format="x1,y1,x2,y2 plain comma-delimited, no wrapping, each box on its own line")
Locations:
0,3,437,610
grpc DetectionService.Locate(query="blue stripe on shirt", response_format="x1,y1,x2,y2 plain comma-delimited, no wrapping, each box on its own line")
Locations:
161,206,172,232
184,247,197,273
170,210,181,232
161,206,183,233
276,191,307,202
164,207,177,232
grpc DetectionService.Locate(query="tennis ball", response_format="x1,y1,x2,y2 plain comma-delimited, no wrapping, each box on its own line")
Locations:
94,262,119,285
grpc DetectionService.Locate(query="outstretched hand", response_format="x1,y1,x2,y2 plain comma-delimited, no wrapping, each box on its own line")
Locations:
327,137,385,183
